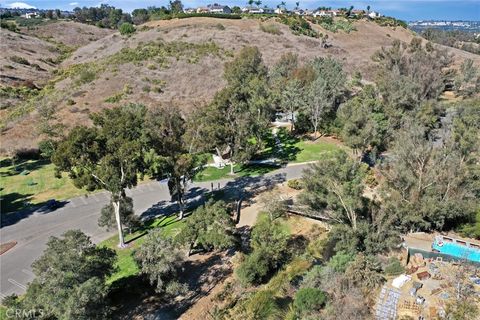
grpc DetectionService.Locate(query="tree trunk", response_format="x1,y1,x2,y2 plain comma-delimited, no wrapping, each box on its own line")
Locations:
230,162,235,175
290,111,295,132
112,200,125,248
178,195,184,220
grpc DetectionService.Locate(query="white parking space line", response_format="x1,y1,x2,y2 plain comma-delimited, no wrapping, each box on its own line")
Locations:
8,279,26,290
80,197,88,205
0,293,7,300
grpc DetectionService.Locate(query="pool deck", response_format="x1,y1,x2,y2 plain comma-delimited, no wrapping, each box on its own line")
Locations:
404,232,480,252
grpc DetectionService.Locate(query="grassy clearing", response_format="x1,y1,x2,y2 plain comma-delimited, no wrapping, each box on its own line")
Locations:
100,215,184,283
193,129,343,181
0,158,88,214
193,163,279,182
292,139,341,163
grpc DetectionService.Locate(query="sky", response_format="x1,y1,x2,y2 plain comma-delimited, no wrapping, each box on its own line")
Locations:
0,0,479,21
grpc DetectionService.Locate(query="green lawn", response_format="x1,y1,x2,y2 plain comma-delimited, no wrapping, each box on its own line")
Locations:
100,214,184,284
292,139,342,163
193,129,344,181
0,158,88,214
193,163,280,182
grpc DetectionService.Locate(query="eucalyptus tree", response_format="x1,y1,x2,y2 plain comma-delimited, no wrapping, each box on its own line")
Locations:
337,85,388,156
300,150,367,230
186,46,271,175
380,119,477,232
305,57,346,137
52,104,147,247
143,105,198,219
4,230,116,319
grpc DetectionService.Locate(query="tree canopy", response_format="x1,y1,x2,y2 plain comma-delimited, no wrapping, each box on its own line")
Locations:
4,230,116,319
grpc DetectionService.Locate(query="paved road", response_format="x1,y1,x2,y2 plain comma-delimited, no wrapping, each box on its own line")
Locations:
0,163,308,297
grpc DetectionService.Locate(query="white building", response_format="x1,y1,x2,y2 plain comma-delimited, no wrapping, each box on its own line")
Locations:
24,12,38,19
241,6,264,14
368,11,381,19
313,10,334,18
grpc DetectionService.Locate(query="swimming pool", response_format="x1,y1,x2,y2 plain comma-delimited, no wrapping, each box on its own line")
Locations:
432,239,480,263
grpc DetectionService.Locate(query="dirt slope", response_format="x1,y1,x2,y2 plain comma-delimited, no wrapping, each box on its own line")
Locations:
0,29,61,87
2,17,479,153
20,21,115,48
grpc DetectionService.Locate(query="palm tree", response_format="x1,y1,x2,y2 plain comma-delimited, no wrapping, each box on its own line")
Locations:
255,0,262,8
367,5,371,13
295,1,300,10
248,0,254,6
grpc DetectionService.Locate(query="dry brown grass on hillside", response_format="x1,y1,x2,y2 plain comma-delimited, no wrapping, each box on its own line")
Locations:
21,21,115,48
0,29,61,87
1,17,479,153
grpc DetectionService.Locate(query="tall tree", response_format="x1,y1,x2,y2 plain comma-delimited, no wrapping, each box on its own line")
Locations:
176,200,235,254
52,105,147,247
373,39,452,127
144,105,198,219
4,230,116,319
169,0,184,14
305,58,346,137
135,229,186,295
270,53,303,131
186,47,271,175
380,119,477,231
337,85,388,156
300,150,368,230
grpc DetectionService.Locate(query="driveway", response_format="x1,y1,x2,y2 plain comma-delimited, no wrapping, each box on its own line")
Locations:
0,163,308,298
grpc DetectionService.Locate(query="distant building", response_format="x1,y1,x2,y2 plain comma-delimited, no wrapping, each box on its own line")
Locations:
207,4,232,14
184,8,196,14
24,12,38,19
313,10,333,18
274,8,285,14
241,6,264,14
368,11,381,19
196,6,210,13
292,9,305,16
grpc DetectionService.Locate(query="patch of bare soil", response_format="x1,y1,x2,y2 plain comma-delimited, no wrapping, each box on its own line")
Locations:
21,21,115,48
119,251,233,320
0,241,17,255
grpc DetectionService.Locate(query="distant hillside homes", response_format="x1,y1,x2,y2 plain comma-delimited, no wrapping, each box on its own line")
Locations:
182,4,382,19
408,20,480,32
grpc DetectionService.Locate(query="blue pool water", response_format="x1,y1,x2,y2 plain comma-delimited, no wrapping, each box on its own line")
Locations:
432,241,480,263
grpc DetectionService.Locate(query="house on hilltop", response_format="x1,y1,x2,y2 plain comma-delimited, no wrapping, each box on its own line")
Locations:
207,4,232,14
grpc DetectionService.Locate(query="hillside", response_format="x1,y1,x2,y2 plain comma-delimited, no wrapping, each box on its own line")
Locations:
20,21,115,48
1,17,479,153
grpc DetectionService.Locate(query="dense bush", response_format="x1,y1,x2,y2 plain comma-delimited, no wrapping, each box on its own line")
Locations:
287,178,303,190
10,56,30,65
384,257,404,276
278,15,318,38
310,17,356,33
119,22,135,35
374,16,407,28
0,20,18,32
260,23,282,35
160,12,241,20
236,215,290,286
294,287,327,315
236,249,270,286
